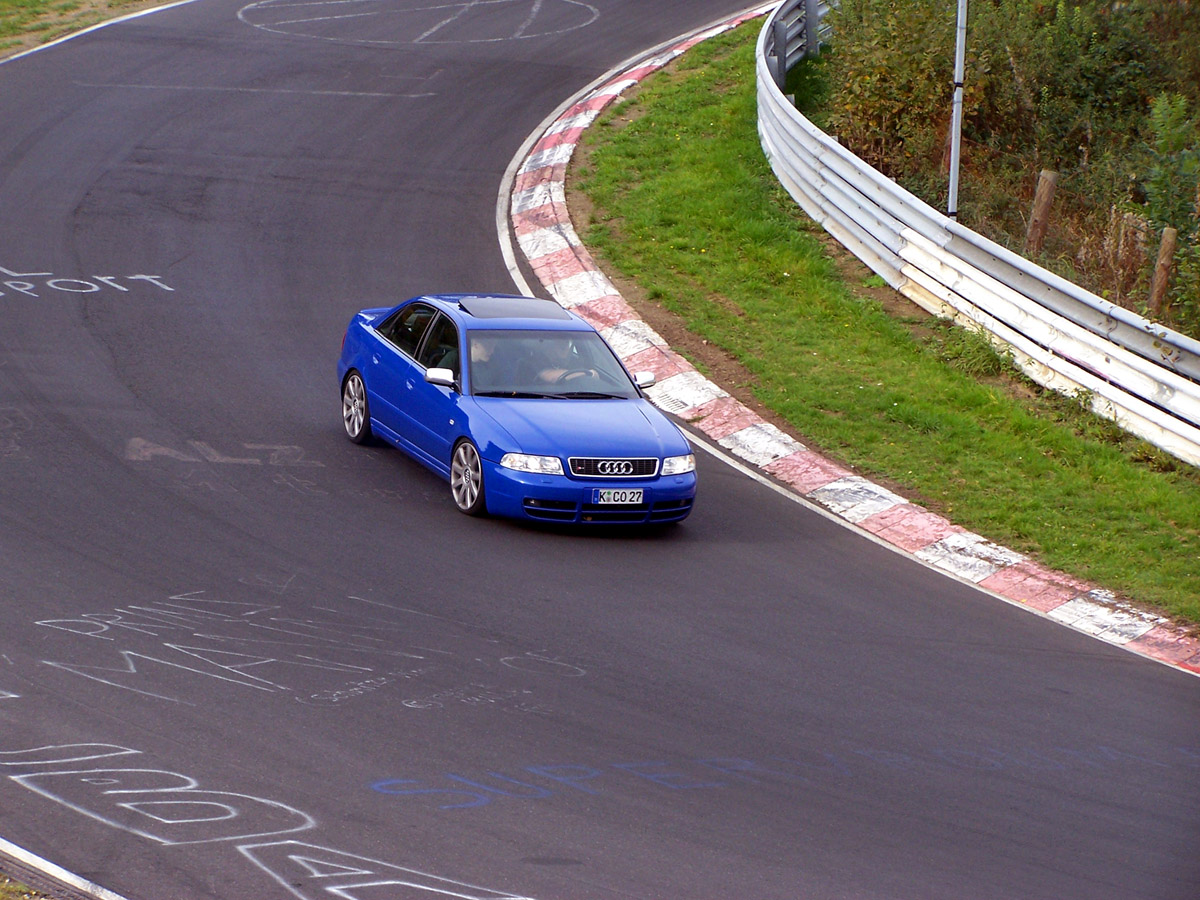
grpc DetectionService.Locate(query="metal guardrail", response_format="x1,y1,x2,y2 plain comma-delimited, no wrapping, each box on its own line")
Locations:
763,0,833,86
758,0,1200,467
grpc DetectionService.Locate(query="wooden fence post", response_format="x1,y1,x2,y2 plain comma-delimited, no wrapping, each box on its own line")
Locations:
1149,227,1178,317
1024,169,1059,254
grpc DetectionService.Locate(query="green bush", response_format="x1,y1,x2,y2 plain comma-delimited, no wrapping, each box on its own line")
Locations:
821,0,959,180
1142,93,1200,240
812,0,1200,332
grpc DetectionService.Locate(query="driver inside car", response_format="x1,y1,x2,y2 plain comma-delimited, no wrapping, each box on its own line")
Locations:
535,338,595,384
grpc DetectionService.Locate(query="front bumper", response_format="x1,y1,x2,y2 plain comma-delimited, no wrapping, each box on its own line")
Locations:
482,461,697,524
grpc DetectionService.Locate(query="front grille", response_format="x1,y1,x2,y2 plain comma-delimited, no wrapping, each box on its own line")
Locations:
568,457,658,479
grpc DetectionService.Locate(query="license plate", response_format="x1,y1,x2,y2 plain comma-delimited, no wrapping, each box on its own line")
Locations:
592,488,643,505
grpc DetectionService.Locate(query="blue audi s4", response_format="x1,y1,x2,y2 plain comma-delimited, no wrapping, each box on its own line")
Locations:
337,293,697,523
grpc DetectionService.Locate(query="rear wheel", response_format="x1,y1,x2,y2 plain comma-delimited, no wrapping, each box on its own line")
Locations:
342,371,371,444
450,439,486,516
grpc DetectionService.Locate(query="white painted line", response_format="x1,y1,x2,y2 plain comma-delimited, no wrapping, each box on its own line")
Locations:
75,82,434,98
0,266,52,277
0,836,132,900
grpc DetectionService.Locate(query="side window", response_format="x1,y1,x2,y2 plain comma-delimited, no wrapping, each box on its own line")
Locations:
378,303,436,358
416,314,460,378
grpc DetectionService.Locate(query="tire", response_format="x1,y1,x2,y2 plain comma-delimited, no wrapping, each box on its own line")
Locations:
342,371,372,444
450,439,487,516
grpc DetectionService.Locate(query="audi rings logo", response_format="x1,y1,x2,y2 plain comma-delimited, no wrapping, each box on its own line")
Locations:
570,457,656,478
597,460,635,476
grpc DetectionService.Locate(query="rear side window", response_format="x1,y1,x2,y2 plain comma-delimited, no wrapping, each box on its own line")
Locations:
416,314,460,377
378,303,436,358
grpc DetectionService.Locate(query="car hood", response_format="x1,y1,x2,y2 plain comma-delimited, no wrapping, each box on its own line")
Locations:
471,398,690,460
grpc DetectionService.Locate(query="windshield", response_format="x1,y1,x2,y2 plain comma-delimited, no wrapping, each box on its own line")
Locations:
468,330,639,398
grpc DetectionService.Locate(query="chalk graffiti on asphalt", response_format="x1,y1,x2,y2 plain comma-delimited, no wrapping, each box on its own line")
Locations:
0,264,174,298
35,590,583,709
239,0,599,46
1,742,538,898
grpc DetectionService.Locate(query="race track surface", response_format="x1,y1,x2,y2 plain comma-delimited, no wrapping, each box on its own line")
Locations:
1,2,1197,898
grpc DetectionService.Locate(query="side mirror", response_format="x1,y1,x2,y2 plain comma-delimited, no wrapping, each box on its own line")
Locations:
634,371,657,389
425,367,457,389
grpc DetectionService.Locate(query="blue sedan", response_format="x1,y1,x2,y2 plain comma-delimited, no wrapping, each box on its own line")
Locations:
337,294,697,523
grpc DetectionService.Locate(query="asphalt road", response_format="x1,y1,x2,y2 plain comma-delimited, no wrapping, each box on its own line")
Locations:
1,1,1198,898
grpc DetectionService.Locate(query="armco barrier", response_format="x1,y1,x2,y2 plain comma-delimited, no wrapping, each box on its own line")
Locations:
758,0,1200,467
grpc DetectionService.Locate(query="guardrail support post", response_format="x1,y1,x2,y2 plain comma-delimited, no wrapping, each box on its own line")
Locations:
806,0,823,57
1149,227,1178,317
1024,169,1059,254
772,18,790,90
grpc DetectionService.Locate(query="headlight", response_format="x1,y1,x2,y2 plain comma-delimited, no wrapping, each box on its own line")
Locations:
661,454,696,475
500,453,564,476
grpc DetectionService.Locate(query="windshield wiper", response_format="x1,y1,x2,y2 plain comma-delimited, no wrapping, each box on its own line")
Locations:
474,390,560,399
558,391,627,399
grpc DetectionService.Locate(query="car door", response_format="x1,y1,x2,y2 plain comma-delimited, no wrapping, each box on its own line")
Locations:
406,313,463,470
369,302,436,441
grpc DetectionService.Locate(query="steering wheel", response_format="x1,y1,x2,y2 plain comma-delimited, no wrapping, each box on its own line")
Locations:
555,367,596,384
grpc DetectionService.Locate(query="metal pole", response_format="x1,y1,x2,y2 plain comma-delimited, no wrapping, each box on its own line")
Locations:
947,0,967,219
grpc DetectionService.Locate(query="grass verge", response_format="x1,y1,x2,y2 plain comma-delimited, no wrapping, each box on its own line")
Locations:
0,874,51,899
572,21,1200,626
0,0,162,57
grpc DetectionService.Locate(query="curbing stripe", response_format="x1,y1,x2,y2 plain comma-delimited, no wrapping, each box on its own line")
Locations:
499,3,1200,679
914,532,1027,584
809,476,907,524
718,422,806,468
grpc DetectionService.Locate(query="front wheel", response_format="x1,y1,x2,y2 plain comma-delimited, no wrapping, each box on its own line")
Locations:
342,371,371,444
450,439,486,516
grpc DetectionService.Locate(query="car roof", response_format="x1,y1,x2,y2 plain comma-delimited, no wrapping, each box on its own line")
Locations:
414,293,588,332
